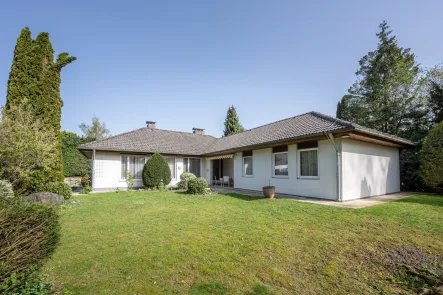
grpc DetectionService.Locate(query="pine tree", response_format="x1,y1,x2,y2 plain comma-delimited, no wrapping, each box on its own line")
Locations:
336,21,427,135
223,105,244,136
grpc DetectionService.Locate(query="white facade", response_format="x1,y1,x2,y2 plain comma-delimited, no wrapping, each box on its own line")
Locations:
91,138,401,201
92,151,205,190
341,139,400,201
232,139,338,200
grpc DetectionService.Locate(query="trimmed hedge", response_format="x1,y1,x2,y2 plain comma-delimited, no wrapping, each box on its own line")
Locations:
0,200,60,292
187,177,208,194
61,131,92,177
420,121,443,190
142,153,171,188
38,182,72,200
177,172,196,190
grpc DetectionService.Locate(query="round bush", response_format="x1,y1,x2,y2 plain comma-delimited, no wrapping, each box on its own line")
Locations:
420,121,443,190
38,182,72,200
142,153,171,188
177,172,196,190
0,180,14,200
0,201,60,291
187,177,208,194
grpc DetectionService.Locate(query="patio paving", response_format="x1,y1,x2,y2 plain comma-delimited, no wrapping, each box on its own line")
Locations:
209,186,417,209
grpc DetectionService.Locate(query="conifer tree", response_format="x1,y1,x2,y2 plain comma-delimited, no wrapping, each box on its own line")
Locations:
223,105,244,136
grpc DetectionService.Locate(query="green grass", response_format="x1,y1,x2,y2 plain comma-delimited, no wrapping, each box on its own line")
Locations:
43,191,443,294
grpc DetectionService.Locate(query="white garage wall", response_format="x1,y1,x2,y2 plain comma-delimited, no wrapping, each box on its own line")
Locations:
93,151,193,190
341,139,400,201
233,140,338,200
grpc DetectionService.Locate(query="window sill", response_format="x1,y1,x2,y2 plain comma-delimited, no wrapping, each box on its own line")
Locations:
297,176,320,180
242,175,254,178
272,176,289,179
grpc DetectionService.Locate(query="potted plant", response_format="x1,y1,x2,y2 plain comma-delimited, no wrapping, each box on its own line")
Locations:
262,181,275,199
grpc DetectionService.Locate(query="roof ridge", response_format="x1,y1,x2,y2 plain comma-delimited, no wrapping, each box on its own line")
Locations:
308,111,354,127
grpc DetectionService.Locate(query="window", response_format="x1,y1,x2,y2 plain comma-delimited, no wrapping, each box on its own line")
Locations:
242,150,253,176
165,156,176,179
299,149,318,178
121,155,145,179
273,152,288,177
184,158,201,177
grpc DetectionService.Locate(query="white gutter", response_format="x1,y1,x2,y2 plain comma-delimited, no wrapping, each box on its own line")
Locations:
325,133,342,202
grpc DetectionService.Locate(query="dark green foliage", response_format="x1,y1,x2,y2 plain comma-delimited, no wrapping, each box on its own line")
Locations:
142,153,171,188
187,177,208,194
62,131,92,177
38,182,72,200
0,201,60,292
335,21,426,135
2,267,53,295
429,81,443,124
80,187,92,195
223,105,244,136
3,27,76,185
177,172,196,190
81,174,91,188
420,122,443,190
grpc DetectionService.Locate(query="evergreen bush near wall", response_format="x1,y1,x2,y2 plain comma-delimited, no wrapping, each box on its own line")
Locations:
142,153,171,188
61,131,92,177
420,122,443,191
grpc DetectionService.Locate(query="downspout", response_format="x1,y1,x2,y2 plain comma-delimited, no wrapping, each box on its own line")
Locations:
325,133,342,202
92,149,96,190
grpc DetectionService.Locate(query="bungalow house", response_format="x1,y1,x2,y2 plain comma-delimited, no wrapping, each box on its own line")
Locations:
78,111,414,201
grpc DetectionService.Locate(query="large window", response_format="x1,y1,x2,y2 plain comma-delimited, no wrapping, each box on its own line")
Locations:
165,156,176,179
242,150,253,176
184,158,201,177
272,146,288,177
121,155,145,179
299,149,318,178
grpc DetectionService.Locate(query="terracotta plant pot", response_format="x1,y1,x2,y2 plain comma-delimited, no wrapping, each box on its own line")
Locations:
262,186,276,199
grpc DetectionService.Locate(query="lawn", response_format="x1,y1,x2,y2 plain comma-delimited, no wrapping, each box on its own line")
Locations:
43,191,443,295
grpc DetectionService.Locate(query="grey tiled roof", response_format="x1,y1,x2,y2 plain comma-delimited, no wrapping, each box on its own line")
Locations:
78,128,217,155
78,111,415,156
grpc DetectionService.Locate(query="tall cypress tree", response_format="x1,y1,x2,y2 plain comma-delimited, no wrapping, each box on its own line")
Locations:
5,27,34,115
4,28,76,184
223,105,245,136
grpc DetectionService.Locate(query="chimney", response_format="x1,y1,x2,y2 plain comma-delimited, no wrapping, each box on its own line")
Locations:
146,121,156,129
192,127,205,135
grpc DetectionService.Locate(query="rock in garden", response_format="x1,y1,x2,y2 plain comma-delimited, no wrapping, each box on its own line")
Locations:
24,192,65,205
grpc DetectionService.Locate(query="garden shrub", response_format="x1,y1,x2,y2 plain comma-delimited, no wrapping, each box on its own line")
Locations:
81,174,90,188
0,180,14,200
0,201,60,293
80,187,92,195
420,121,443,191
61,131,92,177
142,153,171,188
177,172,196,190
38,182,72,200
187,177,208,194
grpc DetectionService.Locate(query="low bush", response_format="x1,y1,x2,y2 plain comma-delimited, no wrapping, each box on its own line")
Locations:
81,174,90,188
142,153,171,188
38,182,72,200
0,201,60,293
187,177,208,194
80,187,92,195
0,180,14,200
177,172,196,190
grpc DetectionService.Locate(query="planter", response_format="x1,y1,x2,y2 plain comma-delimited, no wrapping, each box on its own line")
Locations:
262,186,276,199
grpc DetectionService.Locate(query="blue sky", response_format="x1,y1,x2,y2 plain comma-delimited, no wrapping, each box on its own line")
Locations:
0,1,442,137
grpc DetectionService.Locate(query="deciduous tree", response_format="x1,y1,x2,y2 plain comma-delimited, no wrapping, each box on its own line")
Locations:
79,116,110,141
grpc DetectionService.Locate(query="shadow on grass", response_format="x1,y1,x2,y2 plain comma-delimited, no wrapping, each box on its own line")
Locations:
395,194,443,207
219,193,264,202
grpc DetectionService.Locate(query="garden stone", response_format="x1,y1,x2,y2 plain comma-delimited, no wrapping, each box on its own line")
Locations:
24,192,64,205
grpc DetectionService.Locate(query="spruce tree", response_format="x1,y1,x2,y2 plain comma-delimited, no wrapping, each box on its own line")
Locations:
223,105,244,136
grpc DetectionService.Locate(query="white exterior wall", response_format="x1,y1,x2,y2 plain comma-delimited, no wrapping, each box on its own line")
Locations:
92,151,206,190
341,139,400,201
233,140,338,200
